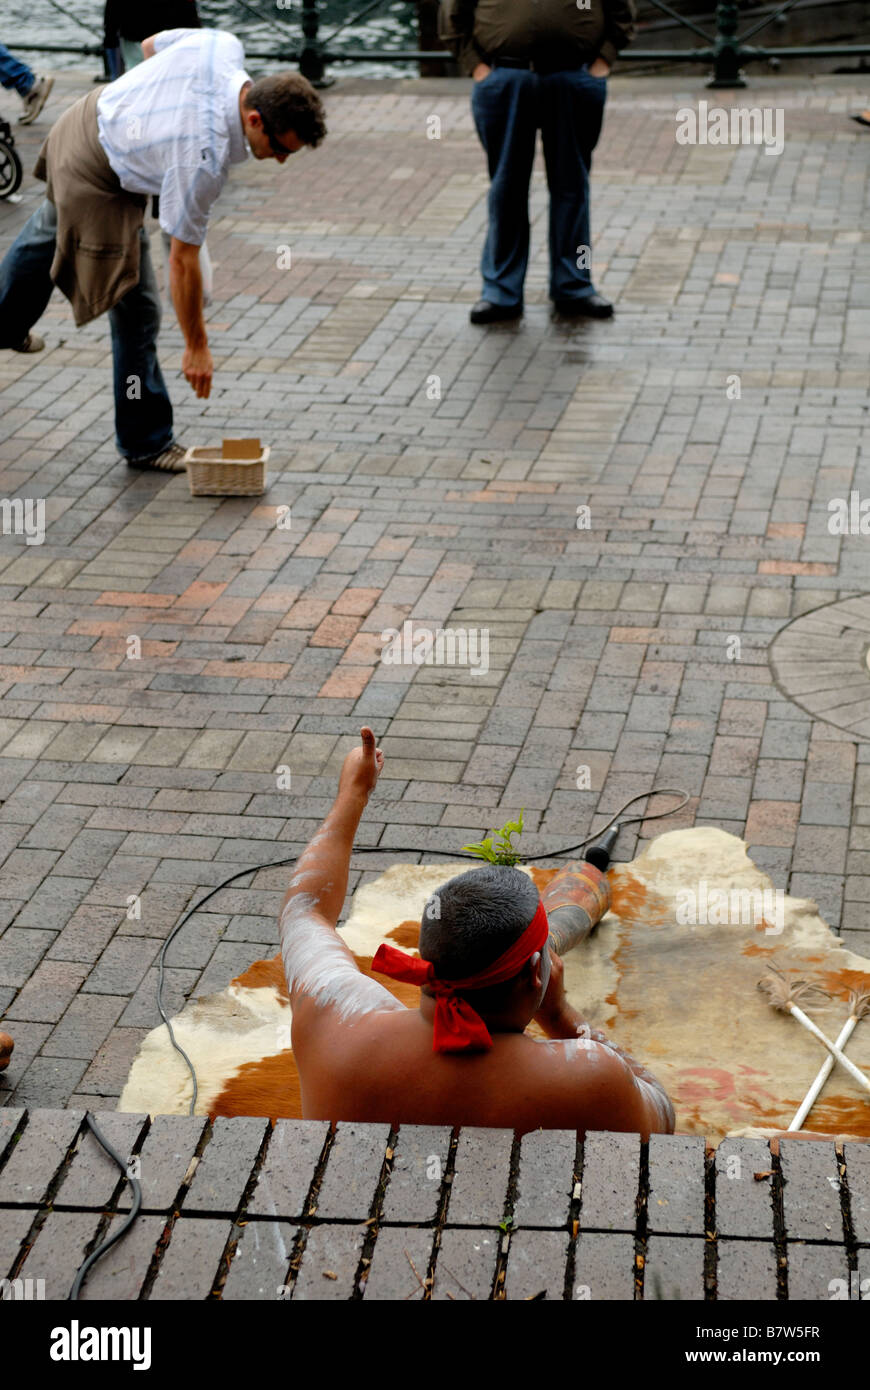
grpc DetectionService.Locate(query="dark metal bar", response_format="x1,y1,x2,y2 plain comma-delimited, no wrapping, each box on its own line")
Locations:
638,0,716,43
737,0,807,45
14,40,870,62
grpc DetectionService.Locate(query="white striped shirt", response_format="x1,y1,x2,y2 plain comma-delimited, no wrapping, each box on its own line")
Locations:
96,27,250,246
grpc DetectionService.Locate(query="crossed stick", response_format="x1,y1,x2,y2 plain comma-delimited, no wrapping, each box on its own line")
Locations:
757,968,870,1123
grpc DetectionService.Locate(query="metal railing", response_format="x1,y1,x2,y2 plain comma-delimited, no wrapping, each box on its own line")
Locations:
16,0,870,89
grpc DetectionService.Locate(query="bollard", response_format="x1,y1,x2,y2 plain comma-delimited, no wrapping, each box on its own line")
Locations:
709,0,747,88
300,0,327,86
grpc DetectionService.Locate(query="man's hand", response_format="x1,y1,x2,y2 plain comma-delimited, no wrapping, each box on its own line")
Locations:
588,57,611,77
534,948,568,1030
169,238,212,397
534,947,593,1040
337,727,384,805
282,727,383,931
472,62,492,81
182,343,213,399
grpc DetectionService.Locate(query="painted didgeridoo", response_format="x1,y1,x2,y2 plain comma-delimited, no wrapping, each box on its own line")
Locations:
541,862,612,957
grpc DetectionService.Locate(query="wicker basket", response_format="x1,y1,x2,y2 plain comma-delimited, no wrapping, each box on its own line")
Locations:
184,444,270,497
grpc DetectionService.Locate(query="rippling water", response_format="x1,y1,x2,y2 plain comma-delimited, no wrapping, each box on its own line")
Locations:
7,1,862,79
9,0,416,78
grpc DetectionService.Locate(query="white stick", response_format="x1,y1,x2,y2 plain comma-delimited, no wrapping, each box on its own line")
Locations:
788,1015,857,1131
788,1003,870,1095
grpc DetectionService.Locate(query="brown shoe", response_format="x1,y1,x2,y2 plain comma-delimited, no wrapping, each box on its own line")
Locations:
18,75,54,125
11,332,44,353
127,443,188,472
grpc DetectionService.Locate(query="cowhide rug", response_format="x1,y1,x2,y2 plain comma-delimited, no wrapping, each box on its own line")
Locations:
119,828,870,1141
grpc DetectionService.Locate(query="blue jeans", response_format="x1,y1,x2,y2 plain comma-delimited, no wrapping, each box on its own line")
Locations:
0,43,35,97
471,64,607,307
0,199,174,461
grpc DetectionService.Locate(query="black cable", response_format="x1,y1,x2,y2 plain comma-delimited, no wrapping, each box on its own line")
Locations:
68,1114,142,1300
70,784,688,1295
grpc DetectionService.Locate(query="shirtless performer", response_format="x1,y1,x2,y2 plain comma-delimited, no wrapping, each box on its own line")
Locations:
282,727,674,1137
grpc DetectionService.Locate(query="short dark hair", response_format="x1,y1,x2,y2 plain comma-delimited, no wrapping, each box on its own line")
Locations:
244,73,327,148
419,865,540,981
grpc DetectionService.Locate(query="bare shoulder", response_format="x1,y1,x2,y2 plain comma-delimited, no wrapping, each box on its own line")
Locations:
528,1035,671,1133
281,894,404,1033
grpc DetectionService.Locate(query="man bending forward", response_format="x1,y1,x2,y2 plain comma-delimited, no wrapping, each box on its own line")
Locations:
282,728,674,1137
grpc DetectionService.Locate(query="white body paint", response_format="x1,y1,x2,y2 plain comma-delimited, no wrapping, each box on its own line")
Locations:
279,892,402,1021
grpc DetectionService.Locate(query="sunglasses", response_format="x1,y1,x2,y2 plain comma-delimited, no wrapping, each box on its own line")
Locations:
255,106,292,158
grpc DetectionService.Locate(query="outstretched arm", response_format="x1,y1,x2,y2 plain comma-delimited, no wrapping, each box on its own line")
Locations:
282,727,382,930
168,238,212,399
280,729,402,1021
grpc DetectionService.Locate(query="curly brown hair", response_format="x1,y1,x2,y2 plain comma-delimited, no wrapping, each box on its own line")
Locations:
243,73,327,148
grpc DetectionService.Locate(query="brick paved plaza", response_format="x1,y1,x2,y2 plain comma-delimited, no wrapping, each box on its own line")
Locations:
0,67,869,1301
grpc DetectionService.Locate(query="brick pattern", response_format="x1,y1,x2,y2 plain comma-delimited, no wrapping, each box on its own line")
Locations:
1,71,870,1109
1,1114,865,1300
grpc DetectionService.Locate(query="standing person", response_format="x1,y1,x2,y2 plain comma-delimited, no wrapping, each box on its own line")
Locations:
442,0,635,323
0,43,53,124
0,29,326,472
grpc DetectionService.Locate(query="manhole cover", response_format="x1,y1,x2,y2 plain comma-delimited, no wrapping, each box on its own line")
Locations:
769,594,870,740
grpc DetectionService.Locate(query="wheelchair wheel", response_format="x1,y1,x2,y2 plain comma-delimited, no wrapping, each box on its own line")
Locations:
0,136,23,199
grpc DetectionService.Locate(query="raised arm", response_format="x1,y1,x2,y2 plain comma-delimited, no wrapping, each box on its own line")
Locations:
280,728,403,1023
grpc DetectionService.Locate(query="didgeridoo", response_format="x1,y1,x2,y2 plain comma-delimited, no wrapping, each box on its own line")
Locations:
542,860,613,956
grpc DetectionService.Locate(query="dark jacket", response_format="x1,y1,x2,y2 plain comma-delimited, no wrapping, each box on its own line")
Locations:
103,1,200,46
441,0,636,74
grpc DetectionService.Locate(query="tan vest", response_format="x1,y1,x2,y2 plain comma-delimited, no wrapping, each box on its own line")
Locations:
34,87,147,327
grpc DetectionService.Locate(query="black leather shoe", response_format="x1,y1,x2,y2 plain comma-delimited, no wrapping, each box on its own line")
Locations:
470,299,523,325
554,294,614,319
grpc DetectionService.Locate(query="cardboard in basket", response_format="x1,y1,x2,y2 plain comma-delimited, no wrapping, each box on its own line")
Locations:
221,438,262,460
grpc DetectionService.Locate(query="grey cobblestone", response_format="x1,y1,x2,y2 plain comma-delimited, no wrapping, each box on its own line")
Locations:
717,1240,778,1302
247,1119,328,1220
644,1236,705,1301
448,1128,512,1227
222,1219,297,1301
432,1227,498,1301
504,1229,569,1300
0,1108,82,1204
580,1131,641,1232
315,1121,390,1221
362,1226,431,1301
150,1217,230,1300
184,1116,268,1214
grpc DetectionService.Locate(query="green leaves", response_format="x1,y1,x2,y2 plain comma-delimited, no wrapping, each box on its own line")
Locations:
462,810,524,866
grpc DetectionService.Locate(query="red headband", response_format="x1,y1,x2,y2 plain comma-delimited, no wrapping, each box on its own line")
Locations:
371,899,550,1053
